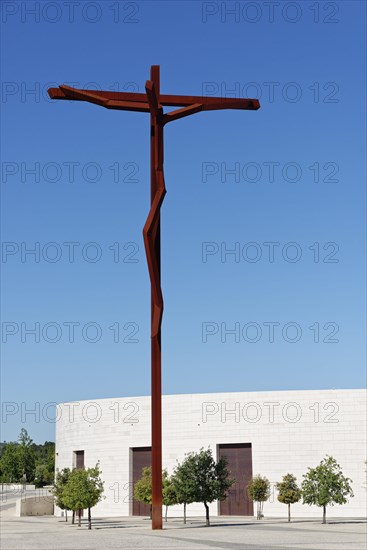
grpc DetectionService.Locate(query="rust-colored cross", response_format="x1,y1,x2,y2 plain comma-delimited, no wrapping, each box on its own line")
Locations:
48,66,260,530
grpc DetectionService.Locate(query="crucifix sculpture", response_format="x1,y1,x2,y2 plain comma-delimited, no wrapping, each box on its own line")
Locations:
48,66,260,529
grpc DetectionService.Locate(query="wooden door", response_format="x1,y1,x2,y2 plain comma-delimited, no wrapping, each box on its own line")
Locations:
131,447,152,516
218,443,253,516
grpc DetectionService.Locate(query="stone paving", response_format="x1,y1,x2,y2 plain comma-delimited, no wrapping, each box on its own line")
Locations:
1,514,366,550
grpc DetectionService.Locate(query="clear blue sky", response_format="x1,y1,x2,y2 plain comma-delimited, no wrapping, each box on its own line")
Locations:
1,0,366,442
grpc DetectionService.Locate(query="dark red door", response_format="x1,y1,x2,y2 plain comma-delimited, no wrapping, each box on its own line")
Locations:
132,447,152,516
218,443,253,516
74,450,84,469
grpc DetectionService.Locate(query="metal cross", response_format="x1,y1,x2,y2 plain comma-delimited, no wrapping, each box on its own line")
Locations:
48,65,260,529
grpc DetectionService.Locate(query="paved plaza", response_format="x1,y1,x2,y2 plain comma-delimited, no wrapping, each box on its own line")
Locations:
1,514,366,550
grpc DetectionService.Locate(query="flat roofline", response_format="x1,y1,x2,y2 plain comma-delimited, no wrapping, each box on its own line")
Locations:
57,387,366,407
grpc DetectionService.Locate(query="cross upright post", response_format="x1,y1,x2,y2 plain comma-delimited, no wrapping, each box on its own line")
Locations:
146,65,164,529
48,66,260,530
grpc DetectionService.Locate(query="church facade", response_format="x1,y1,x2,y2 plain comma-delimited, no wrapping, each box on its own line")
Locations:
55,388,366,519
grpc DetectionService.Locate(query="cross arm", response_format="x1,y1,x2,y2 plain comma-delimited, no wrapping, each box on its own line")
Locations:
48,86,260,111
163,104,203,124
162,97,262,124
52,85,150,112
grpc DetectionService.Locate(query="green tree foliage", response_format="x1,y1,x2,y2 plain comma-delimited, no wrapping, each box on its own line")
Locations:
52,468,72,522
275,473,301,522
17,429,36,483
301,456,353,524
134,466,152,517
0,442,22,482
247,475,271,520
0,432,54,485
134,451,233,527
33,441,55,487
180,448,234,526
172,456,197,524
62,463,104,529
162,470,177,522
134,467,178,522
34,463,53,488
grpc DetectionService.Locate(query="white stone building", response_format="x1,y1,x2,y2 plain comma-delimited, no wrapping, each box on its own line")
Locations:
55,389,366,519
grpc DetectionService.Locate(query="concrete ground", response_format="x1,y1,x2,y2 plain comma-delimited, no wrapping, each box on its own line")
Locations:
1,490,366,550
1,513,366,550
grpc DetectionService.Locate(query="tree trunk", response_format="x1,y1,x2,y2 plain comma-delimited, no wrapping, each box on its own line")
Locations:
78,509,81,527
165,505,168,522
288,503,290,522
257,502,260,520
149,504,152,520
322,505,326,524
88,507,91,530
183,502,186,524
65,509,68,522
204,502,210,527
72,510,75,525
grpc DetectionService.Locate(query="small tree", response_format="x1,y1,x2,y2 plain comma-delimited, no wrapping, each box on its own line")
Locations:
301,456,353,524
134,466,152,518
247,475,271,520
276,474,301,522
52,468,71,521
134,467,177,521
172,456,197,524
182,448,234,527
162,471,177,522
18,429,36,483
62,463,104,529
